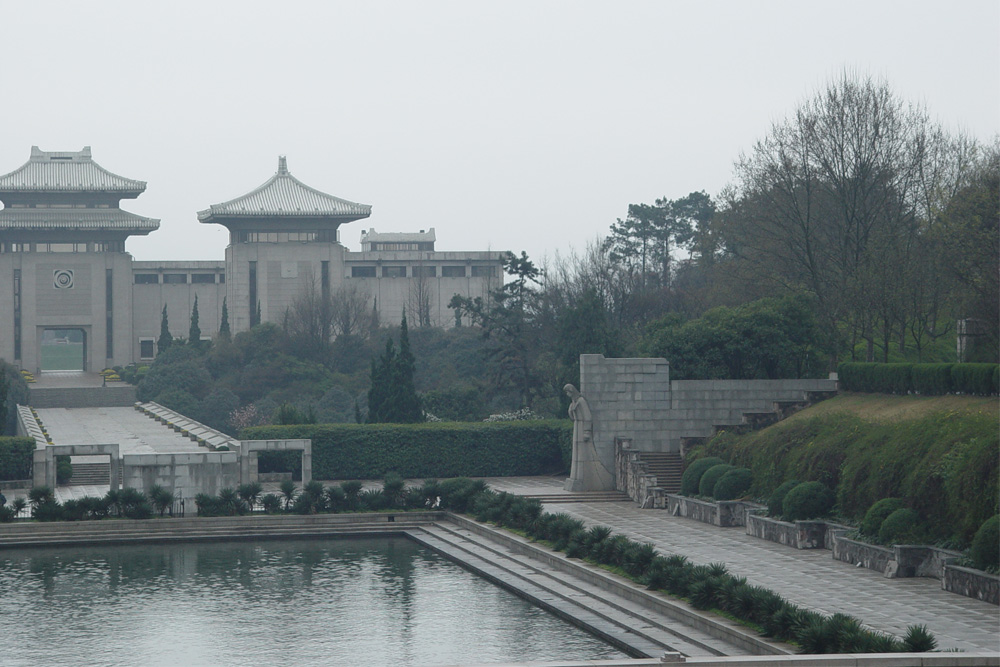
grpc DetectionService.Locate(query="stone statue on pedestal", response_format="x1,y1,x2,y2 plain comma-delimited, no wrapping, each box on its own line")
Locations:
563,383,614,492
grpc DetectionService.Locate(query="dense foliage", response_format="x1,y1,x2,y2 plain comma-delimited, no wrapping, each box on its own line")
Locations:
0,362,29,437
692,397,999,545
0,437,33,481
970,515,999,572
366,314,423,423
838,363,998,395
243,421,572,480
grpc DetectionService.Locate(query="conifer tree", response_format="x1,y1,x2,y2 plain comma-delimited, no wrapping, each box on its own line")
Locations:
157,305,173,355
219,297,231,340
365,313,423,423
189,295,201,347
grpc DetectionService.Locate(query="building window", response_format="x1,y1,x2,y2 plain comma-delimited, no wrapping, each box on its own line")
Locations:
351,266,376,278
191,274,216,284
106,269,113,358
93,241,123,252
382,266,406,278
412,266,437,278
163,274,187,284
441,266,466,278
249,261,258,326
218,273,225,283
39,243,86,253
134,274,159,284
237,231,320,243
139,338,155,360
2,242,29,253
13,269,21,360
471,265,497,278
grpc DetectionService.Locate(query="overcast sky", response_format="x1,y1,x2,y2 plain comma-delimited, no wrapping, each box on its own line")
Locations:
1,1,997,265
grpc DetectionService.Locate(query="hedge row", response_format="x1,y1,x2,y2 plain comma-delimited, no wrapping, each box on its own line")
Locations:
838,362,999,395
0,437,33,481
242,421,573,480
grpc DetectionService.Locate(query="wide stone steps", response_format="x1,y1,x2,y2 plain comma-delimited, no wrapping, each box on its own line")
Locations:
417,518,763,658
0,513,441,548
520,491,631,503
67,462,116,486
637,452,683,493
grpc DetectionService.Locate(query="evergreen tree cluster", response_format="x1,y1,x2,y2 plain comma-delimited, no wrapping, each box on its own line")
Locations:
367,313,423,423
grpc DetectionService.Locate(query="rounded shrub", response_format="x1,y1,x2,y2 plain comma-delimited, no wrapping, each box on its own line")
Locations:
782,481,835,521
699,464,734,497
878,508,923,545
969,515,999,571
860,498,905,538
767,480,799,518
680,456,725,496
714,468,753,500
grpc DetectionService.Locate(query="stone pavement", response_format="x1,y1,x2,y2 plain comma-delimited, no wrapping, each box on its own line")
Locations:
36,406,204,455
483,477,1000,653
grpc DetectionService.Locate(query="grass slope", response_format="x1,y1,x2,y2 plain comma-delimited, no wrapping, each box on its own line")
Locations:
691,393,998,546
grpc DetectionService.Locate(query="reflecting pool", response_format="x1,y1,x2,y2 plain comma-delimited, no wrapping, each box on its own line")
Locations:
0,537,626,666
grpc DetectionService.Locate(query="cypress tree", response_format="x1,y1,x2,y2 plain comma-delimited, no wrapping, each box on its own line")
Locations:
395,311,423,422
157,305,173,355
189,296,201,347
365,314,423,424
219,297,230,339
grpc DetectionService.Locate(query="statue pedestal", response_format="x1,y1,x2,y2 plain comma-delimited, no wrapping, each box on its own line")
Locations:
564,478,587,492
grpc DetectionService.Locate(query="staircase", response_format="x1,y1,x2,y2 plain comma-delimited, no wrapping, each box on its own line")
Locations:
637,451,683,493
67,462,120,486
519,490,631,503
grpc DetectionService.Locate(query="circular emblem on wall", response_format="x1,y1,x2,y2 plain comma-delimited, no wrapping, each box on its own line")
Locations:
53,269,75,289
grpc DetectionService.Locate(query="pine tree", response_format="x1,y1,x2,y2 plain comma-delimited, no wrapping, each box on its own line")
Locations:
189,296,201,347
157,305,173,355
219,297,231,340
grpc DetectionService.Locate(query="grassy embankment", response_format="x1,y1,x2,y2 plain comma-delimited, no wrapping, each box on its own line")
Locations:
689,393,998,547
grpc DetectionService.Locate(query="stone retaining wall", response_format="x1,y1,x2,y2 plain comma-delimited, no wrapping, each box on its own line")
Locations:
943,564,1000,605
745,514,828,549
615,439,666,508
666,494,762,528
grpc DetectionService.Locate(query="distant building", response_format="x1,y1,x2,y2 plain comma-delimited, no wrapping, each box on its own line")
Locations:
0,147,503,372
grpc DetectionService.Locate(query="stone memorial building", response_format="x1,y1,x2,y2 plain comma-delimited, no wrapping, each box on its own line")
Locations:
0,147,502,373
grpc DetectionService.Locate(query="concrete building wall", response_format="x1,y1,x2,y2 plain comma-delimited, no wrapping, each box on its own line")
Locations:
580,355,838,487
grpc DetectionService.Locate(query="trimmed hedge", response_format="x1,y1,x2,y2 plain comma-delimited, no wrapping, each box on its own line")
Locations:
0,437,33,481
782,481,835,521
767,480,799,517
242,420,573,480
699,464,734,497
970,515,999,572
860,498,904,538
878,508,923,545
839,362,999,395
680,456,725,496
713,467,752,500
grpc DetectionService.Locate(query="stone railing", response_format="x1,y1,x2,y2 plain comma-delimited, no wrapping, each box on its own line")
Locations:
16,404,48,445
615,438,666,508
943,563,999,605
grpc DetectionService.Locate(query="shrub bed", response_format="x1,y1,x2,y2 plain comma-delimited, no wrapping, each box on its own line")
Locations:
695,400,998,546
698,464,734,497
838,362,999,395
782,481,835,521
714,468,753,501
680,456,725,496
0,437,33,481
242,421,572,480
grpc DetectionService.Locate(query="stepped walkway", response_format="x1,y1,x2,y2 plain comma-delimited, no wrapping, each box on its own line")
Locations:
483,477,1000,653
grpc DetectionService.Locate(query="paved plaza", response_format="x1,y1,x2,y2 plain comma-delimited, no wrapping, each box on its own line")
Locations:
484,477,1000,653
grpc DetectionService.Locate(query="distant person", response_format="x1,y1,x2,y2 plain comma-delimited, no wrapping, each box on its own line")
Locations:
0,488,6,507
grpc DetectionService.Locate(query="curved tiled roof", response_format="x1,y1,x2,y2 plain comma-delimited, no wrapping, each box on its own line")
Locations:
0,147,146,194
198,156,371,223
0,208,159,232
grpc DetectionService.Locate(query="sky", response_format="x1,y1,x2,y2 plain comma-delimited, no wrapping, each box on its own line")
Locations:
1,0,997,265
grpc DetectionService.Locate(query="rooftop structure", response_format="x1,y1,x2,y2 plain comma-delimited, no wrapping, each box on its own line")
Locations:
361,227,436,252
197,156,371,235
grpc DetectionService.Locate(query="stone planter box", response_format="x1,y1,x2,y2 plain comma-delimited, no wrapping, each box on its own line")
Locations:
666,494,763,527
745,513,828,549
943,563,999,605
258,472,293,483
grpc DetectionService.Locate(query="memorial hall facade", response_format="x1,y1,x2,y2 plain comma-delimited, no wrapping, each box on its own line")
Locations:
0,147,502,372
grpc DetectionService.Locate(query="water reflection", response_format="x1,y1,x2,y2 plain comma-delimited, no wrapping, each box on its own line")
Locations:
0,536,624,666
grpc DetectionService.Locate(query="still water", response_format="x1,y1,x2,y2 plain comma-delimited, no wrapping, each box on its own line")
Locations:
0,537,625,666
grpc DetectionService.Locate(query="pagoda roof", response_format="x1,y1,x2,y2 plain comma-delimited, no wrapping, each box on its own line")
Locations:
198,157,371,224
0,208,159,233
0,147,146,195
